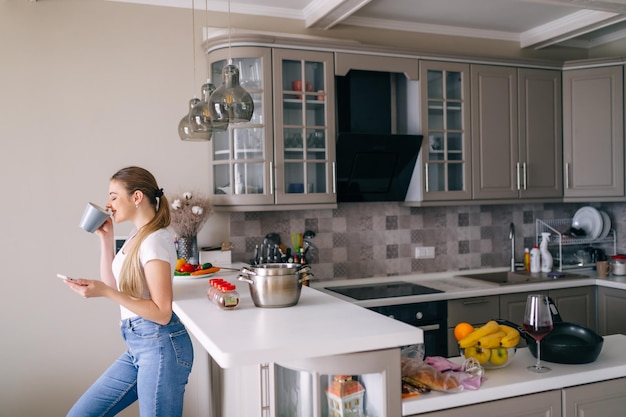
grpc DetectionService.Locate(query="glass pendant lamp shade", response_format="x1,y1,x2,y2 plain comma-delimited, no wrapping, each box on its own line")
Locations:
189,82,227,133
209,63,254,124
179,98,212,141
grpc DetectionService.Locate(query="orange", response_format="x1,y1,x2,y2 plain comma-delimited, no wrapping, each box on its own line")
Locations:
454,322,475,341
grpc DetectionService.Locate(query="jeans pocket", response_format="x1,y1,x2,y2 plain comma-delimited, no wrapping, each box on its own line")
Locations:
129,318,160,339
170,329,194,368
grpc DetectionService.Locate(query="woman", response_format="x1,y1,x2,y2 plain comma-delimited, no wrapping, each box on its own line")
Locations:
64,166,193,417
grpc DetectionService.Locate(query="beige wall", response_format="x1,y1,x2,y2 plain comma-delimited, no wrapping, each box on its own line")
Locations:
0,1,622,415
0,1,226,415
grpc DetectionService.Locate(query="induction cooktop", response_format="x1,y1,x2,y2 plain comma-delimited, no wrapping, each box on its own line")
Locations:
326,281,443,300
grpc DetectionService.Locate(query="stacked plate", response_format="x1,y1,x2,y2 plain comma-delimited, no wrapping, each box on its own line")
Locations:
572,206,611,239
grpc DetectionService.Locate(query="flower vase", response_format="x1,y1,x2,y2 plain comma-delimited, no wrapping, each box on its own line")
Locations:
178,236,199,265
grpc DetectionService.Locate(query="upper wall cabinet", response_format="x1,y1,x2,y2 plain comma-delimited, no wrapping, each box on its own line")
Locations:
471,65,562,200
562,65,624,200
207,46,336,210
272,48,336,206
414,60,472,201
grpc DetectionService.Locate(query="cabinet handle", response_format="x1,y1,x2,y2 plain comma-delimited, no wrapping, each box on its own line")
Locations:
332,162,336,194
260,363,271,417
425,163,430,193
516,162,521,191
269,162,274,195
522,162,527,190
565,162,570,189
462,298,490,305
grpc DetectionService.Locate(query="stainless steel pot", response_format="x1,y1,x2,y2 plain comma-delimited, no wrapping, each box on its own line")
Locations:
238,263,313,308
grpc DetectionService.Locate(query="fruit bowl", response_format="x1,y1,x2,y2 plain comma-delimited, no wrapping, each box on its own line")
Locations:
460,346,516,369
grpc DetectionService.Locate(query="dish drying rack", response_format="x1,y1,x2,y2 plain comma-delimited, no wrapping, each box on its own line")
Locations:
536,218,616,271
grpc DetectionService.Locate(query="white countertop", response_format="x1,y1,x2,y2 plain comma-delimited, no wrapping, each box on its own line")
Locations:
172,269,424,369
403,334,626,415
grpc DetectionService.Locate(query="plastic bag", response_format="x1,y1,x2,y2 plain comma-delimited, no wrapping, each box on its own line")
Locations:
400,347,463,393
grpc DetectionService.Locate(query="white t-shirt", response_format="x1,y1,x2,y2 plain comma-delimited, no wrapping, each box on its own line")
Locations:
112,228,177,320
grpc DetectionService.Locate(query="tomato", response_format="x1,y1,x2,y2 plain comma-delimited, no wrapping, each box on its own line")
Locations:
180,263,196,273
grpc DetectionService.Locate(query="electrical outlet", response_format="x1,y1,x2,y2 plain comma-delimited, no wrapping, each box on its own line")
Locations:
414,246,435,259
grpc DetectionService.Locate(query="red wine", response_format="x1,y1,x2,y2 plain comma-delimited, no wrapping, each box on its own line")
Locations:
523,323,553,341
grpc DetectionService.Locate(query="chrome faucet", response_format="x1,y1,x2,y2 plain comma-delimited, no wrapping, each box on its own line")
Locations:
509,222,524,272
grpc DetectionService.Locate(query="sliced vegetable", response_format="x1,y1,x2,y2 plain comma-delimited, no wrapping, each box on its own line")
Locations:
189,266,221,276
201,262,213,270
174,270,191,276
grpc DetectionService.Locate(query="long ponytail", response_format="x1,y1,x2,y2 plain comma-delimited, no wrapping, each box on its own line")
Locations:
111,167,171,299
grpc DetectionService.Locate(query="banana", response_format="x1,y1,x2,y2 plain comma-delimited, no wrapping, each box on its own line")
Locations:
458,320,500,349
477,330,506,348
499,324,521,348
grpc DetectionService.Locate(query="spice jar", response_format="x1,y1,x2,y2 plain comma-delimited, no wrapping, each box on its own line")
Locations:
215,283,240,310
611,255,626,276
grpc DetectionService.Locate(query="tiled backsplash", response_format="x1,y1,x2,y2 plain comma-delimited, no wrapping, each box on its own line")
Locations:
228,202,625,282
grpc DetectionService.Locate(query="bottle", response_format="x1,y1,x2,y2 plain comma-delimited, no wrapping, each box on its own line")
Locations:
530,246,541,273
540,232,553,273
216,283,240,310
523,248,530,271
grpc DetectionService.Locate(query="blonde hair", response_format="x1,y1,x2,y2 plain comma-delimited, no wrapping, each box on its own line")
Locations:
111,166,171,299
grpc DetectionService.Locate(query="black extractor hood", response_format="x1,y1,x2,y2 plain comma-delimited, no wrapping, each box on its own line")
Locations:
335,69,422,202
336,133,423,202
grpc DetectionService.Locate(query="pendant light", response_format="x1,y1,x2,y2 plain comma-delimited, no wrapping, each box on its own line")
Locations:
179,98,211,141
190,80,228,132
208,0,254,124
179,0,213,141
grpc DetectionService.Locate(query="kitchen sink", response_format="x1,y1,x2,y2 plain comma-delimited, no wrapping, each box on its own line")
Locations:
455,270,589,286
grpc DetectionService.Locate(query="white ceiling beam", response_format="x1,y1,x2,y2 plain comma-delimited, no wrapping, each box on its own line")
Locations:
520,9,623,48
304,0,372,30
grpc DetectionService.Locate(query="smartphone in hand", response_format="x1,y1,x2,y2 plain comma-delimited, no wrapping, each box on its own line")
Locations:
57,273,79,283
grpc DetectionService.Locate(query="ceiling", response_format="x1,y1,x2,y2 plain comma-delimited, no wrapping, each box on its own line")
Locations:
114,0,626,50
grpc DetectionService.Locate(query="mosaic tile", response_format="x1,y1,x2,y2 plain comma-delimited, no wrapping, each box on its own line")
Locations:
227,202,624,280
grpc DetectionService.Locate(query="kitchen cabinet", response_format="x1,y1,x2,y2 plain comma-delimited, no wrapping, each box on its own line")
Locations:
210,348,401,417
207,46,336,210
562,65,624,200
562,378,626,417
408,389,561,417
597,286,626,336
549,286,596,331
499,287,595,338
471,65,562,200
500,290,549,325
208,47,273,207
416,60,472,201
273,48,336,206
446,295,499,356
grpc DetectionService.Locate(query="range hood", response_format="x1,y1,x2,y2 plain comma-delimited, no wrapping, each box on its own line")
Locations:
335,69,422,203
336,133,423,202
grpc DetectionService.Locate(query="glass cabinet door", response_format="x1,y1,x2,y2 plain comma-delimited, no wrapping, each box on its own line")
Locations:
208,47,274,206
273,49,336,205
420,61,471,200
274,348,401,417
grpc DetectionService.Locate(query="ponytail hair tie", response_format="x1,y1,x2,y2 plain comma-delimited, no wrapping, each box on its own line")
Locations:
155,188,164,198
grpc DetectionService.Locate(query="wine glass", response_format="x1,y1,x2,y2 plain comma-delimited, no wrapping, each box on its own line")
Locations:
523,294,554,373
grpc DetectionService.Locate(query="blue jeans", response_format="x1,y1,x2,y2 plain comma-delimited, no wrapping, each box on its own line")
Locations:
67,313,194,417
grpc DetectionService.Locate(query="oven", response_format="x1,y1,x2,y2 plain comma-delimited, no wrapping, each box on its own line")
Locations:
325,281,448,357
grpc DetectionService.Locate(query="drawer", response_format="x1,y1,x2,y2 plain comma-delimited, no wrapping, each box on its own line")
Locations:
448,296,499,325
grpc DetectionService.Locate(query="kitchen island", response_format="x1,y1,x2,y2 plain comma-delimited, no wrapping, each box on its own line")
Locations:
172,267,424,417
